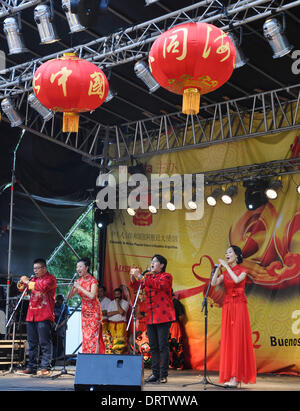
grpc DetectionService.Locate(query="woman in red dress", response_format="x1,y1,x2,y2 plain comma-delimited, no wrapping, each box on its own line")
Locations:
70,257,105,354
211,245,256,388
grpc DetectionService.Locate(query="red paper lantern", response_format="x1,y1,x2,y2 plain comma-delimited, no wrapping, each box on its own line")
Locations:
149,22,236,115
32,53,109,132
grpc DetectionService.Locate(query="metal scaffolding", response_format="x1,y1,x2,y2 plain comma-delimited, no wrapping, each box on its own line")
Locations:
0,0,41,18
5,82,300,168
1,1,300,169
1,0,300,97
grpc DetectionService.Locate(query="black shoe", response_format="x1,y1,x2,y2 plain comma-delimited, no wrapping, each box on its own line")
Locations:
160,377,168,383
145,374,159,383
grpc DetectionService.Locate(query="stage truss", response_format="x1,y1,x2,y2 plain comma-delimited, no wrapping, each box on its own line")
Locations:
0,0,300,170
2,82,300,171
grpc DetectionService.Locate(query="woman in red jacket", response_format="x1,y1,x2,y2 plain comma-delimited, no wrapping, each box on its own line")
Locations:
130,254,175,384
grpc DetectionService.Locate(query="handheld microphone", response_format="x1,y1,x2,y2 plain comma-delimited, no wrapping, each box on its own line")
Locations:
211,264,219,274
137,268,151,281
142,268,150,276
25,274,35,283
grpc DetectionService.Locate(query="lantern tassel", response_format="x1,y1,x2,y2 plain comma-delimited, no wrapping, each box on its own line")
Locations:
182,88,200,115
63,112,79,133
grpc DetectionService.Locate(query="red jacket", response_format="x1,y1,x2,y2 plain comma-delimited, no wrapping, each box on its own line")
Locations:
130,272,175,325
22,272,57,322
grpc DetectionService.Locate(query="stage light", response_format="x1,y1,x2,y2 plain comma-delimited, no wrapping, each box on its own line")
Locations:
148,204,157,214
34,4,60,44
128,162,146,176
134,61,160,94
227,31,248,68
206,188,223,207
297,185,300,194
62,0,86,33
127,207,136,216
243,179,268,210
166,201,176,211
70,0,109,28
187,200,197,210
3,17,28,55
265,180,282,199
221,186,238,205
94,208,114,229
263,17,292,59
165,189,178,211
1,97,23,127
27,93,54,122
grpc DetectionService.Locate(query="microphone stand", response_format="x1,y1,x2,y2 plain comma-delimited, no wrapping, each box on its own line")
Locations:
183,266,224,390
4,280,29,375
126,281,143,355
5,286,27,331
52,272,78,379
199,268,217,389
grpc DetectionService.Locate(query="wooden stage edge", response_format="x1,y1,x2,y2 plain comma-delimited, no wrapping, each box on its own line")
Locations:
0,368,299,391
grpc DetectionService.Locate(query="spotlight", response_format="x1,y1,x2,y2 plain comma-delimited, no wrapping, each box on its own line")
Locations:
265,180,282,199
166,190,178,211
70,0,109,28
243,179,268,210
227,31,248,68
94,208,114,229
3,16,28,55
206,188,223,207
1,97,23,127
27,93,53,122
134,61,160,94
221,186,238,205
187,200,197,210
166,201,176,211
148,204,157,214
127,207,136,216
34,4,60,44
62,0,86,33
128,162,146,176
297,185,300,194
263,17,293,59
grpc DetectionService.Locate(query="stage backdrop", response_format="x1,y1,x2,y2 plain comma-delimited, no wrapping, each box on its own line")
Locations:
102,123,300,375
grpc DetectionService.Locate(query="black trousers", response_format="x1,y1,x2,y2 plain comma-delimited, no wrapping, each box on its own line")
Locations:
26,320,52,371
146,322,171,378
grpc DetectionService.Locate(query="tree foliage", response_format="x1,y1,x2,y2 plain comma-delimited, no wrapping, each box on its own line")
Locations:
47,208,98,306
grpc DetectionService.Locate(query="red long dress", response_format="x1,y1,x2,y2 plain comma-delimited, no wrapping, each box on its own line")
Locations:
77,274,105,354
219,265,256,384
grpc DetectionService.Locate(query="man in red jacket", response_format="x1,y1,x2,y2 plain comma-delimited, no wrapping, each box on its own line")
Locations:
16,258,57,376
130,254,175,384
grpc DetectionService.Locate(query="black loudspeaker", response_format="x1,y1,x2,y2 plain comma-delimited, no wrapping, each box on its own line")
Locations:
74,353,144,391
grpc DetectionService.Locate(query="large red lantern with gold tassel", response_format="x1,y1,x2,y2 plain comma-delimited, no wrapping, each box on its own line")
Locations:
32,53,109,132
149,22,236,115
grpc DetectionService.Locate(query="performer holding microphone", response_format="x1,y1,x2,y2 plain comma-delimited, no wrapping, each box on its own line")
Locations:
16,258,56,376
69,257,105,354
211,245,256,388
130,254,175,384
